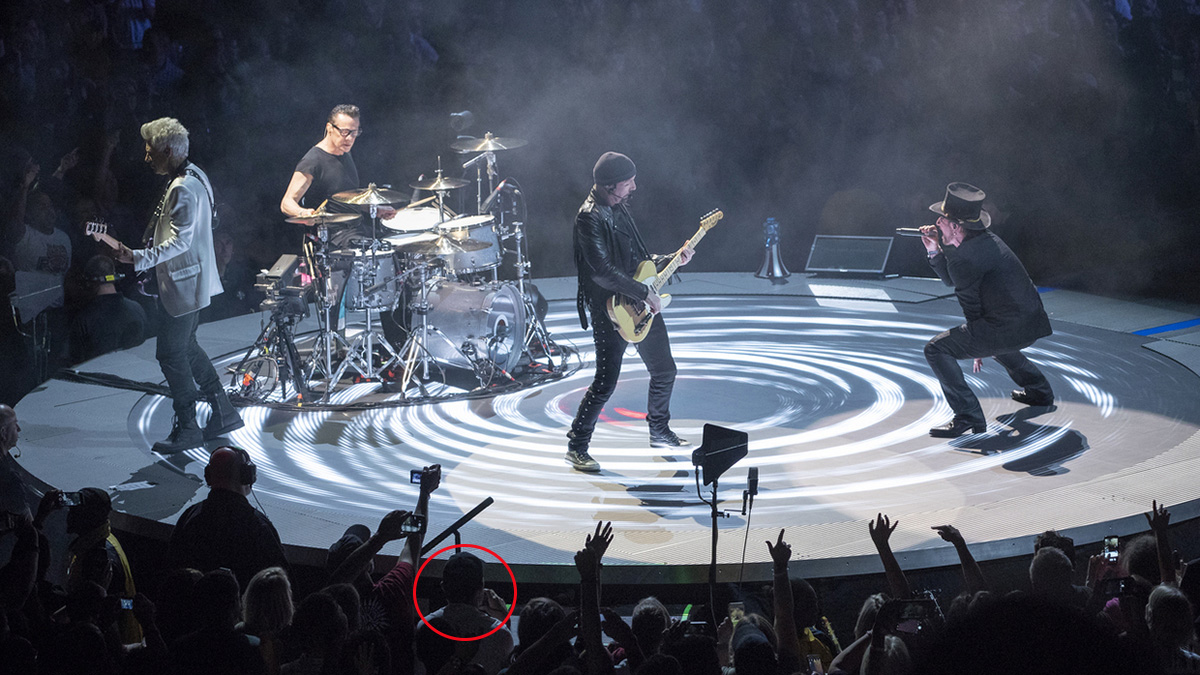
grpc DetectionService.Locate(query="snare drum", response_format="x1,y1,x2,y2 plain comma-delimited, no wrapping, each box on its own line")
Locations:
437,214,500,274
327,243,401,311
381,207,444,233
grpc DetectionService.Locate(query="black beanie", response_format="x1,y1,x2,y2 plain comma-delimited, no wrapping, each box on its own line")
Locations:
593,152,636,186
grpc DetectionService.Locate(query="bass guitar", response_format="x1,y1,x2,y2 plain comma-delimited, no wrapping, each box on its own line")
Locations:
606,208,723,343
84,221,157,296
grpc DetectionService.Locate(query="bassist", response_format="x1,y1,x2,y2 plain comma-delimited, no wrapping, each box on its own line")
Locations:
567,152,694,472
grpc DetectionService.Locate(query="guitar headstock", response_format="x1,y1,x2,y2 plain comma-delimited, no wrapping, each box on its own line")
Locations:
700,209,724,231
84,220,108,239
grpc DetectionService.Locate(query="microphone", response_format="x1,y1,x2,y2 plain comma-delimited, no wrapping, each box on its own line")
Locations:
481,179,519,212
747,466,758,497
895,228,931,238
450,110,474,132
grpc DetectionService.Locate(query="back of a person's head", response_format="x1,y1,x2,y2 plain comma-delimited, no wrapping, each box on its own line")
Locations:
789,575,821,628
65,487,112,534
634,653,682,675
323,582,361,633
730,620,777,675
242,566,293,637
157,567,203,642
1146,584,1195,648
740,613,777,650
194,569,242,630
204,446,254,494
1029,546,1074,597
854,592,888,639
631,596,670,653
860,634,911,675
517,596,567,648
441,552,484,604
661,633,721,675
291,591,349,654
1123,534,1160,584
1034,530,1076,562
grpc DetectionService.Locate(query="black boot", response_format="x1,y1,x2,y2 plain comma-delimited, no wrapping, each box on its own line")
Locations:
153,412,205,454
203,388,244,441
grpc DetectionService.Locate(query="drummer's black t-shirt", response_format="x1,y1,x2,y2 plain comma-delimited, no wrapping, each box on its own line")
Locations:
295,146,359,213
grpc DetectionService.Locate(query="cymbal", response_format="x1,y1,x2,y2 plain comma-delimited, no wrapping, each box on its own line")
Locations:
285,211,360,225
394,235,493,255
330,183,409,207
409,175,470,191
450,133,527,153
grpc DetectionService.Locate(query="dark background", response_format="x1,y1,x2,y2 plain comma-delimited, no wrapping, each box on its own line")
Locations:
5,0,1200,301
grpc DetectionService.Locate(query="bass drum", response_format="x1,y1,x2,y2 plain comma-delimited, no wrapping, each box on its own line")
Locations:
424,281,526,373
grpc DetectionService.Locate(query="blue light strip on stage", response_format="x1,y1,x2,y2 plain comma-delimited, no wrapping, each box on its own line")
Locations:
1132,318,1200,336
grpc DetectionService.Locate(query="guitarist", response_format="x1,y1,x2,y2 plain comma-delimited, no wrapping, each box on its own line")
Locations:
566,152,694,473
109,117,243,453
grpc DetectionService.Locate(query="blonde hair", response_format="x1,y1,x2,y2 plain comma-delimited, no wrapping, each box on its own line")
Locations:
242,567,293,637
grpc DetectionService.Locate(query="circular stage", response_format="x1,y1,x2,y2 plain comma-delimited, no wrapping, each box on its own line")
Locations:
15,274,1200,583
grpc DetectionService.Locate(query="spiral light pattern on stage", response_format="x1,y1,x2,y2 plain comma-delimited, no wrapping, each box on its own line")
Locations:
136,295,1200,544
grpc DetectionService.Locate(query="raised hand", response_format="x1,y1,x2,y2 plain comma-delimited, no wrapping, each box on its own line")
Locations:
931,524,964,546
766,528,792,571
1145,500,1170,532
376,509,412,542
574,546,599,581
585,521,614,563
420,464,442,494
869,513,898,548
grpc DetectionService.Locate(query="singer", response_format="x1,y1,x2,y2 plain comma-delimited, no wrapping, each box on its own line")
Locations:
918,183,1054,438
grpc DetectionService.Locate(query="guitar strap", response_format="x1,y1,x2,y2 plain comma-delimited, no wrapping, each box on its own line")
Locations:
142,160,215,245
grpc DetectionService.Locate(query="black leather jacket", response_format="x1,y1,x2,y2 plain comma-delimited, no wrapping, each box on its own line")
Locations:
574,189,659,329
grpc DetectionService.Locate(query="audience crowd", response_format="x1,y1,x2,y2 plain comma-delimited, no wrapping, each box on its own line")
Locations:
3,417,1200,675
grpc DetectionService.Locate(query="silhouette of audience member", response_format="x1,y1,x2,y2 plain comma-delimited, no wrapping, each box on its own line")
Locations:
240,566,293,674
167,446,287,590
1029,546,1088,608
170,568,267,675
61,486,142,644
69,253,146,363
0,258,36,405
416,551,513,675
0,405,33,520
1145,584,1200,674
282,590,348,675
325,464,440,675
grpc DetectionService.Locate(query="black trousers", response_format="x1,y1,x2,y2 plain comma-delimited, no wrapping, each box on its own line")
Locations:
924,325,1053,426
568,305,677,451
157,304,222,420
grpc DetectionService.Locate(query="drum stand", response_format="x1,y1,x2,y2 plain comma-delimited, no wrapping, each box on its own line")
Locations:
234,303,311,403
507,219,561,369
328,216,404,387
396,263,452,397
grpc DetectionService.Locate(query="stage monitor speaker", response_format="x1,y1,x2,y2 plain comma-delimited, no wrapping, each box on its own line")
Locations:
691,423,749,486
804,235,893,276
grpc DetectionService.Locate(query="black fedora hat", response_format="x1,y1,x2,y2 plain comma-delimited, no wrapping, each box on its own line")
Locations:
929,182,991,230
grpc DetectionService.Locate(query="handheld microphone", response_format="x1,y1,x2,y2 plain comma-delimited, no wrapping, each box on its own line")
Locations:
747,466,758,497
895,228,930,238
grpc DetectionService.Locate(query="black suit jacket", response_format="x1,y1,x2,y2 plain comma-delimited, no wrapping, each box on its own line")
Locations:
930,230,1052,351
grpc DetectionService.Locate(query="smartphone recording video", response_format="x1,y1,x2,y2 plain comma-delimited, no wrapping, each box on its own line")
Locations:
1103,536,1119,562
410,469,422,484
400,513,425,534
60,491,83,507
728,601,745,625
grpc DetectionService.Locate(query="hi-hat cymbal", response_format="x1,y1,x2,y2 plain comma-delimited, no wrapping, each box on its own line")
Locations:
409,175,470,191
394,236,493,255
285,211,360,226
330,183,409,207
450,133,527,153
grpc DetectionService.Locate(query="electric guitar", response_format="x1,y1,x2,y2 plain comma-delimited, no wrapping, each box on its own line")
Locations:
606,208,723,343
84,221,158,296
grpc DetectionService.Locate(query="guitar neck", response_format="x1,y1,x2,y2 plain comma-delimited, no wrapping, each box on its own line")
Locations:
650,225,707,294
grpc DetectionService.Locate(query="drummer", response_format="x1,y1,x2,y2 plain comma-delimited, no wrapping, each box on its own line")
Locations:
281,104,393,246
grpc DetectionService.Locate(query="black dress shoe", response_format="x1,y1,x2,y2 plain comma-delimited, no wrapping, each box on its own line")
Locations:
1011,389,1054,407
929,419,987,438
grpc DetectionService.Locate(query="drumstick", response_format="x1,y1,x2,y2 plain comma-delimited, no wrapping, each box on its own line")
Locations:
401,195,437,210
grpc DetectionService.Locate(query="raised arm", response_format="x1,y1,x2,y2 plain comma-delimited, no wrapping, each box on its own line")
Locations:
932,524,988,594
768,529,803,675
327,509,411,586
400,464,440,568
869,514,912,599
575,521,614,675
1145,500,1176,586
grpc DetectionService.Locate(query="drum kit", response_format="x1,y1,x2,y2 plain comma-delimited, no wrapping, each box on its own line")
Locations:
235,134,567,404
